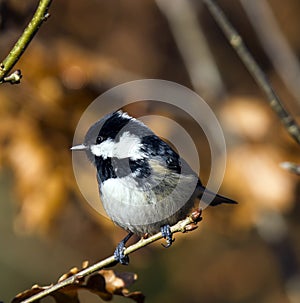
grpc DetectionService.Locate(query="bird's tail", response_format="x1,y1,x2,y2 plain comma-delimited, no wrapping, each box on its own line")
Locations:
198,184,237,207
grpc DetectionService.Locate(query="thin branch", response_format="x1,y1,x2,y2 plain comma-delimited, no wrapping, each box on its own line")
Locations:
202,0,300,145
240,0,300,105
20,211,202,303
0,0,52,84
280,162,300,176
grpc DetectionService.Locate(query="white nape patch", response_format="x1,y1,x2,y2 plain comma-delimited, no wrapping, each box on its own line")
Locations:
118,110,133,120
118,110,147,127
90,131,146,160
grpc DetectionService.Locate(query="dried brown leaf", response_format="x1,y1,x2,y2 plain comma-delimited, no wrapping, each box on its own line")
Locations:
12,267,144,303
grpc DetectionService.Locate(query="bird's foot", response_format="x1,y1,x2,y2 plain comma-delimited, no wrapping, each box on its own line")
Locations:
161,225,174,248
113,232,133,265
114,241,129,265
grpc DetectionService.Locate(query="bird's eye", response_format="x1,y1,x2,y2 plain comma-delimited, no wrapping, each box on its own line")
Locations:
96,136,103,144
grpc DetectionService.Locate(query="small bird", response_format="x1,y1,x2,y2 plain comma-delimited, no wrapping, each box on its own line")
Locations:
71,110,236,264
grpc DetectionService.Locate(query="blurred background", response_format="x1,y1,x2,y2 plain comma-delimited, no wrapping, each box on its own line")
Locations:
0,0,300,302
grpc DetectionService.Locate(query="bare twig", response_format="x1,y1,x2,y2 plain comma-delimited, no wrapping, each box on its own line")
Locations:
240,0,300,105
203,0,300,145
0,0,52,84
280,162,300,176
20,211,202,303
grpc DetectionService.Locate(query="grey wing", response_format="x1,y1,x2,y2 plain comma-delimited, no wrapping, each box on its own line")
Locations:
140,135,199,199
141,135,197,174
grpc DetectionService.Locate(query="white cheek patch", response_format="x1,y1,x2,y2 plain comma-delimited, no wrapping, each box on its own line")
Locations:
90,139,114,158
91,131,146,160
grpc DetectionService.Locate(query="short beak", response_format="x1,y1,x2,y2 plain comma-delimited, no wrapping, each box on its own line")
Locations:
70,144,87,151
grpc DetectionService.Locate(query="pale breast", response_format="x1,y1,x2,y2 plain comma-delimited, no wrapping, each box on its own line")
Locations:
99,173,199,235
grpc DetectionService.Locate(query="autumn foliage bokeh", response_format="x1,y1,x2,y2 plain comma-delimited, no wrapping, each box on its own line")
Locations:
1,1,300,303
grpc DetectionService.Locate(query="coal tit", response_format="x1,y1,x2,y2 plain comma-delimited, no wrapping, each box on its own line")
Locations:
71,110,236,264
